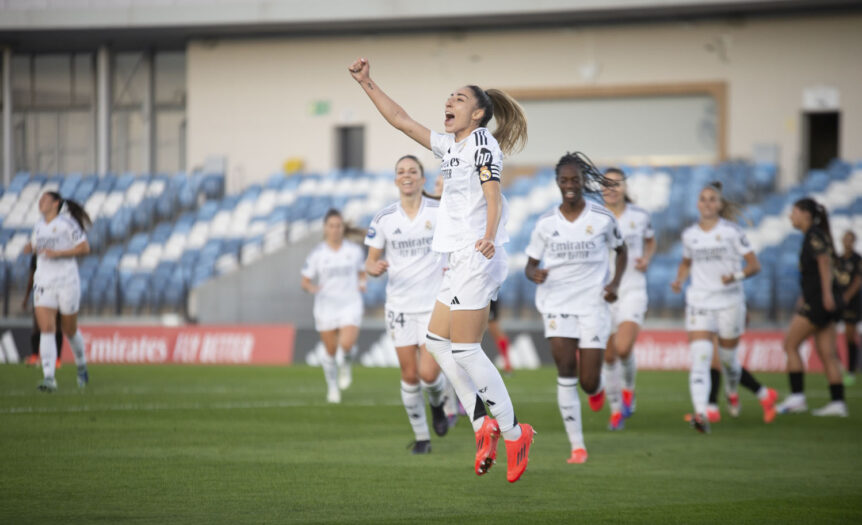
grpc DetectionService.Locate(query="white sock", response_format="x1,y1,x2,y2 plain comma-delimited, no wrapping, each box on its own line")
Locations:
40,333,57,380
605,360,623,413
69,331,87,370
421,373,446,407
621,352,637,390
320,351,339,391
558,376,585,450
401,381,430,441
718,346,741,395
690,340,714,415
451,342,521,440
426,334,483,432
756,386,769,400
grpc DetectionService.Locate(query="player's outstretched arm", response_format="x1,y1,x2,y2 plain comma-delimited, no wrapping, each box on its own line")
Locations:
348,57,431,150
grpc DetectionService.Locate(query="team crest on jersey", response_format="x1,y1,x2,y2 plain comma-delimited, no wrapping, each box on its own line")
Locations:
586,225,594,235
549,319,557,330
479,166,492,182
630,221,635,228
425,220,432,230
715,234,721,241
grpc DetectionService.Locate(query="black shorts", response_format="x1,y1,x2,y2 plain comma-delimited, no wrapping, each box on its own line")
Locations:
488,299,499,322
798,298,842,328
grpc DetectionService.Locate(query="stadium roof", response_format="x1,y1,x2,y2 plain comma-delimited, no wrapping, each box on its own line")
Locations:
0,0,860,51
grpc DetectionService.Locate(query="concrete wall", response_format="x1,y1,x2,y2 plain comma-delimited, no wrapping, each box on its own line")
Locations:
187,14,862,189
191,236,318,326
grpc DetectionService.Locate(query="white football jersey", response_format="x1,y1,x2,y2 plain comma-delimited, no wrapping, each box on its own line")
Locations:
612,204,654,293
30,214,87,286
365,197,444,313
301,240,365,311
526,203,624,315
430,128,509,252
681,219,753,309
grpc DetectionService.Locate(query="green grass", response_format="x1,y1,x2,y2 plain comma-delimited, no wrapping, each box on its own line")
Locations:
1,364,860,524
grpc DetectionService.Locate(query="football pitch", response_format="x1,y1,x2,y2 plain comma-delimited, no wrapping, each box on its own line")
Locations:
1,364,860,524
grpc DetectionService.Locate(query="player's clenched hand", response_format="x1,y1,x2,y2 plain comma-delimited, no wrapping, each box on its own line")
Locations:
367,260,389,277
348,57,370,83
634,257,650,272
527,267,549,284
475,239,495,259
603,283,619,303
670,280,682,294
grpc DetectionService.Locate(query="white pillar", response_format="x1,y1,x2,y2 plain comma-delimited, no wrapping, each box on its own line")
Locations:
2,47,12,186
97,46,111,175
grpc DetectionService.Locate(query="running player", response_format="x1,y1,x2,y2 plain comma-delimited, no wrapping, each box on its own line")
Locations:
365,155,452,454
348,57,535,483
301,209,366,404
525,152,626,463
22,191,91,391
600,168,654,430
670,182,777,433
834,230,861,385
776,198,847,416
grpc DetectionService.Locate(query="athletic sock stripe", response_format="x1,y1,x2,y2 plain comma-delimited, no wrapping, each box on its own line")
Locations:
427,334,447,342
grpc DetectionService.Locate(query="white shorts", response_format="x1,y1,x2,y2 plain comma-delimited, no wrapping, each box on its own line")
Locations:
33,279,80,315
314,300,363,332
542,306,611,348
385,309,431,348
685,302,746,339
436,245,507,311
609,288,648,333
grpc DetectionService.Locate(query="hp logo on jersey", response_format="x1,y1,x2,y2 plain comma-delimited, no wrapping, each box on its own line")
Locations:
474,148,493,167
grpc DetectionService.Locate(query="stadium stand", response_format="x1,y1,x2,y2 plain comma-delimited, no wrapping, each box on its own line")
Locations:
1,160,860,318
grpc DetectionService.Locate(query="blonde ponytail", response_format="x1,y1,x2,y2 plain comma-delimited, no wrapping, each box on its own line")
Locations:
467,86,528,156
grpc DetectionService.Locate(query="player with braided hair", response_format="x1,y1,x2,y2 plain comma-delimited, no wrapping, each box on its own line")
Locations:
525,152,626,463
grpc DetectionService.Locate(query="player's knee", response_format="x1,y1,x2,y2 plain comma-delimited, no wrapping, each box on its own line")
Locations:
418,369,438,384
580,374,600,395
401,369,419,384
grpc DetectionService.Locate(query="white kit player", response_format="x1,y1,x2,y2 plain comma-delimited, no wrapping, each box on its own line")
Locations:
23,191,92,391
670,182,778,434
525,153,627,464
600,168,655,431
349,56,535,483
365,155,454,454
301,209,367,404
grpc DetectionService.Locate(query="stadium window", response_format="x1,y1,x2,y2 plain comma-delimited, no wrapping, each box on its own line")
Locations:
803,111,840,172
336,125,364,171
11,53,95,174
155,52,186,172
111,52,146,173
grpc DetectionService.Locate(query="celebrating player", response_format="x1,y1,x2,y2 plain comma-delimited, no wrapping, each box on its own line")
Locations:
600,168,654,430
776,198,847,416
365,155,453,454
301,209,366,404
23,192,91,391
525,152,626,463
670,182,777,434
348,56,534,482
